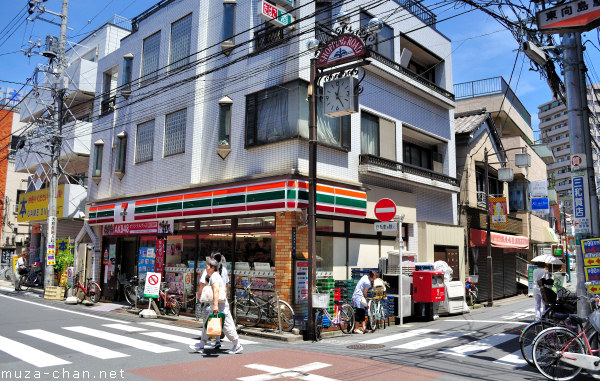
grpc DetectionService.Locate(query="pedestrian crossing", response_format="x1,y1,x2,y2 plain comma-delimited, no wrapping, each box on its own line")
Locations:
0,321,259,368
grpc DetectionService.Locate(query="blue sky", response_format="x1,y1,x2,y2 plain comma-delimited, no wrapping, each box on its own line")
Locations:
0,0,599,136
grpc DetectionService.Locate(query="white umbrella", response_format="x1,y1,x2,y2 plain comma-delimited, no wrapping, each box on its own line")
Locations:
531,254,563,265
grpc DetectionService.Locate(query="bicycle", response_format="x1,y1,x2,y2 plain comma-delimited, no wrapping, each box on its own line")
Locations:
119,274,144,306
67,271,102,304
234,282,295,332
367,280,389,331
465,278,478,306
531,294,600,380
312,289,355,341
1,264,12,281
155,284,180,316
18,266,43,291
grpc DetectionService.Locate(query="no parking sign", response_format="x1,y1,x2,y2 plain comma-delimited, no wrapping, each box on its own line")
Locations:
143,272,161,298
66,267,74,286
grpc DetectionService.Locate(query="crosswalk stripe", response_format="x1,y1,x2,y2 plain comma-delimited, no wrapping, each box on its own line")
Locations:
0,335,70,367
494,349,528,367
392,331,472,350
139,321,257,344
441,333,517,357
63,326,178,353
102,323,148,332
20,329,128,360
141,331,197,345
361,329,436,344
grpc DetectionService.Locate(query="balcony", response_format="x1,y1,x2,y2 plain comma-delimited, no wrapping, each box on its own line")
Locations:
358,154,459,193
253,27,286,53
100,96,116,116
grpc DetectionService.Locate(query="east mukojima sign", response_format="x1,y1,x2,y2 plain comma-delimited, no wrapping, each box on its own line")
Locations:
537,0,600,32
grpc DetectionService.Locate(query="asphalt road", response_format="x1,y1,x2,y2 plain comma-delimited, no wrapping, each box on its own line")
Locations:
0,288,597,381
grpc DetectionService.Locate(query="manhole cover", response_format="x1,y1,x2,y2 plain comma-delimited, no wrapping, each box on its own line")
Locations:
347,344,386,350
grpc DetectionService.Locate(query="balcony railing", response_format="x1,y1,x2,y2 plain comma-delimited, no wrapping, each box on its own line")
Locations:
254,27,285,52
392,0,437,27
453,77,531,126
100,96,115,116
476,191,486,208
369,51,455,102
359,154,457,186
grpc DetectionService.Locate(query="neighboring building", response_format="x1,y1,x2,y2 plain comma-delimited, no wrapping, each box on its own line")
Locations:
13,16,131,277
454,77,557,301
85,0,463,315
0,108,30,266
537,83,600,224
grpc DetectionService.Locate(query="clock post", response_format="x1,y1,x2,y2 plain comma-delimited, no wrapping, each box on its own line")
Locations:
305,15,382,340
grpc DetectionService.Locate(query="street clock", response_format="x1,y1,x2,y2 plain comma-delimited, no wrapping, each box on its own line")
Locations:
323,76,359,117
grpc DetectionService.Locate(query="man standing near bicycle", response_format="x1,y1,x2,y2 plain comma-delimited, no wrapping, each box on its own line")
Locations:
14,249,28,291
352,270,378,334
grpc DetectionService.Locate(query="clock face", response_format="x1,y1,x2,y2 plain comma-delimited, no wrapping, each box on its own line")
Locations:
323,77,355,117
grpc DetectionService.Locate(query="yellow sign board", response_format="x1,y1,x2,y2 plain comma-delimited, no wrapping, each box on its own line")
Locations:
489,197,508,229
17,185,66,222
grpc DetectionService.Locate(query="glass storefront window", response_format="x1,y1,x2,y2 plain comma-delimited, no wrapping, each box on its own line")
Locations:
316,218,344,233
175,220,196,232
199,233,234,261
165,234,197,305
235,232,274,267
199,219,232,230
237,216,275,229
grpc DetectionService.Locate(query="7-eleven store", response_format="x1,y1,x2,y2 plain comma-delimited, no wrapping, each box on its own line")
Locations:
86,178,402,319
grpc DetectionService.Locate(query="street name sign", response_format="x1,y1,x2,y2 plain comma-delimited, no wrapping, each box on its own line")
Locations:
374,221,398,232
537,0,600,33
259,1,294,28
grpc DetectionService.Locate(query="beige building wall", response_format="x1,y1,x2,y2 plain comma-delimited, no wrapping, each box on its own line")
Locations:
417,222,465,280
502,136,547,181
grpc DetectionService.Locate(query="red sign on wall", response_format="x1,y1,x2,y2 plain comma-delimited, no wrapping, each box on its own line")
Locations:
155,238,165,275
317,34,368,69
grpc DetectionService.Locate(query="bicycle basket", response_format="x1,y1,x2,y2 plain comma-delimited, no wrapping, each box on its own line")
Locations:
312,293,330,309
590,310,600,333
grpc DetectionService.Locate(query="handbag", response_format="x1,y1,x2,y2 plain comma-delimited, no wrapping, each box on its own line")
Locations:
18,266,28,275
204,312,225,338
199,285,213,303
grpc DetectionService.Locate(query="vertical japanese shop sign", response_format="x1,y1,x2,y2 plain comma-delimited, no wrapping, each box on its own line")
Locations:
582,238,600,292
572,175,591,234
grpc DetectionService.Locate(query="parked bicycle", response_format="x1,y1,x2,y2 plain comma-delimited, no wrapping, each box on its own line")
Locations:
531,292,600,380
234,282,295,332
312,288,355,341
465,277,478,306
119,274,145,306
18,265,43,291
67,271,101,304
367,279,389,331
154,284,180,316
1,264,12,281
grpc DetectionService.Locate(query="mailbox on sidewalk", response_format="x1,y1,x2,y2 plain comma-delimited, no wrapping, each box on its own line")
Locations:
412,270,445,303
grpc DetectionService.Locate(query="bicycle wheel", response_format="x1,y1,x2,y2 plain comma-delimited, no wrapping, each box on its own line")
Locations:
274,300,295,332
376,301,384,330
124,285,136,306
4,268,11,281
88,283,101,304
235,299,261,327
314,310,324,341
20,275,30,291
167,297,180,316
338,304,355,334
520,320,552,367
67,286,83,302
532,327,585,381
367,299,378,331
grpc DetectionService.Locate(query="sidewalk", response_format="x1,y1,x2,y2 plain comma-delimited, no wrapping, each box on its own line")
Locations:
0,277,302,342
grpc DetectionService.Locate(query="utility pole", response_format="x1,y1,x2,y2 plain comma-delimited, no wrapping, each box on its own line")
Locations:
44,0,69,288
562,32,600,316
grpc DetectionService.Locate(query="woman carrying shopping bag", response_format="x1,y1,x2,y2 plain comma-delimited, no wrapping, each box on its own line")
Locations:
196,252,229,348
189,257,243,354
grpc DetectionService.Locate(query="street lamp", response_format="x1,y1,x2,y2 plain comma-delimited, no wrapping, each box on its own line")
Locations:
484,146,530,307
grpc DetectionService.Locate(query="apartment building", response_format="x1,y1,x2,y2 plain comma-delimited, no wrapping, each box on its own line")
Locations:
538,84,600,220
85,0,463,318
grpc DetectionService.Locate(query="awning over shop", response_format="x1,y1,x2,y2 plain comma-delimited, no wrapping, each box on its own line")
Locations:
470,228,529,250
543,226,559,243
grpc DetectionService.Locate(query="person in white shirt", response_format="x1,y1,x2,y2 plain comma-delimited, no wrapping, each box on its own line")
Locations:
189,257,242,354
532,262,549,320
352,270,378,334
14,250,28,291
196,252,229,348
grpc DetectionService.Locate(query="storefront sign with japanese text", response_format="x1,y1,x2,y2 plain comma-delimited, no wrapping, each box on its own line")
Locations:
17,185,66,222
489,197,507,229
582,238,600,265
572,175,592,234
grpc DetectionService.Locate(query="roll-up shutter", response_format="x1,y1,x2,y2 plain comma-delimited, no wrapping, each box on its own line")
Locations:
493,249,504,300
503,253,517,297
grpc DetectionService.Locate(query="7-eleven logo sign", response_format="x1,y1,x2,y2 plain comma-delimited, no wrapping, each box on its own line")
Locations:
120,202,129,222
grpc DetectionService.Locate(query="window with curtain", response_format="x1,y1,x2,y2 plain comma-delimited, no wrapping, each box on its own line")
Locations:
93,142,103,177
136,120,155,163
403,142,432,169
219,103,232,145
317,99,350,149
115,133,127,175
141,31,161,84
170,14,192,71
361,111,379,155
360,11,394,60
164,109,186,156
222,1,236,43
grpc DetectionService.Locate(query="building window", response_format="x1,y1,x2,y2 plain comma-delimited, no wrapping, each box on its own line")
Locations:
101,70,117,115
122,54,133,94
164,109,186,156
136,120,155,163
222,1,236,43
93,140,103,177
403,142,432,170
115,132,127,177
317,101,350,150
170,14,192,71
361,112,379,156
218,100,232,146
141,31,161,84
360,11,394,60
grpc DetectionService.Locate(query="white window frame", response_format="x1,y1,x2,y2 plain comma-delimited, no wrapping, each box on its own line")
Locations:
164,109,187,156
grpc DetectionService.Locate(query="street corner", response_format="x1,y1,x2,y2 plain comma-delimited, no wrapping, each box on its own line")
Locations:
126,349,443,381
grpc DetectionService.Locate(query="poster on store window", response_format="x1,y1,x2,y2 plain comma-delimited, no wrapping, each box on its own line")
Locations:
138,247,156,276
295,260,308,305
108,244,116,275
155,238,165,274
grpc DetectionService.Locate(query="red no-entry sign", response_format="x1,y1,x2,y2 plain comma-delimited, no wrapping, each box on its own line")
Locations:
374,198,397,221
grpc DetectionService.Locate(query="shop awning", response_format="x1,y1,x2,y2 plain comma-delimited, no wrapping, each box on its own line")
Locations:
543,226,559,243
470,228,529,250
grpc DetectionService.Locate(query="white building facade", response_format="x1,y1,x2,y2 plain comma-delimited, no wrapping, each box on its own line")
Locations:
87,0,462,314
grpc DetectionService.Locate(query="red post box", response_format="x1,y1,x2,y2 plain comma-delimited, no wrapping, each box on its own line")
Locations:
412,270,445,303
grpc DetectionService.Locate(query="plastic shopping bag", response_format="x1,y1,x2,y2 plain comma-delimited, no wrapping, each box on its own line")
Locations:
204,312,225,338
